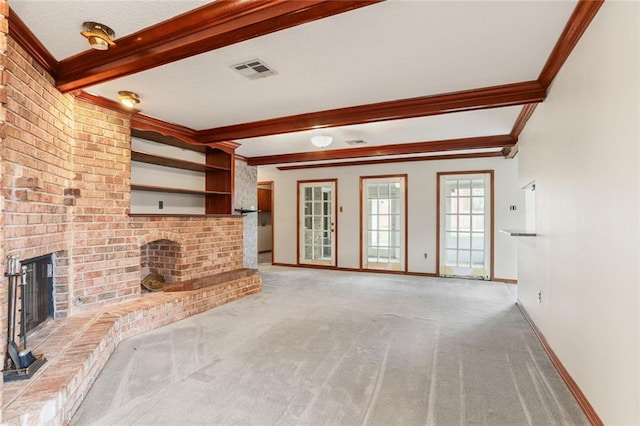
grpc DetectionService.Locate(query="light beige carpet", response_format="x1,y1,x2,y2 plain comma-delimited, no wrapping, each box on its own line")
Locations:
71,266,587,425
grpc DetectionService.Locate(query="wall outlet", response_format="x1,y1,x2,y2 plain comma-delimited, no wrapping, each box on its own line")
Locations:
538,290,542,303
424,253,428,259
158,200,164,209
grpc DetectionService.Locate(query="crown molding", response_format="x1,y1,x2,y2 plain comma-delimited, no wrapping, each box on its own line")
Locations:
130,113,199,143
248,135,515,166
73,91,133,114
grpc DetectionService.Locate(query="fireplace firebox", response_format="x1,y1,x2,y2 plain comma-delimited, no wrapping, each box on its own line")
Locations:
22,255,54,333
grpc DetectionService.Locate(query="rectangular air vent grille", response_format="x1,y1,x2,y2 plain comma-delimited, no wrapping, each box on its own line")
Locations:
345,139,367,146
232,59,277,80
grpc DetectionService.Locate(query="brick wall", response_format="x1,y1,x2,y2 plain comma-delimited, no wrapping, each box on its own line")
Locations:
69,99,139,312
1,39,250,311
132,216,244,281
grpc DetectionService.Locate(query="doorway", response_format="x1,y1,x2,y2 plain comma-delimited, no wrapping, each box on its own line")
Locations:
437,171,494,280
298,179,337,267
360,175,407,272
257,181,273,265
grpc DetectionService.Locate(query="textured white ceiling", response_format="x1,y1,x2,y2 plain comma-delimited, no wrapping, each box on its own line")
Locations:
10,0,578,159
10,0,209,59
234,106,522,157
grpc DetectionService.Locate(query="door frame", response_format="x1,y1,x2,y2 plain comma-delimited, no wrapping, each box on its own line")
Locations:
359,174,408,272
257,180,274,263
296,178,338,268
436,170,494,280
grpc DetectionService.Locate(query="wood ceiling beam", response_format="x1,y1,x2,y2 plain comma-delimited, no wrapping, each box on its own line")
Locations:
55,0,383,93
277,151,504,171
199,81,546,144
538,0,604,88
247,135,515,166
504,103,539,158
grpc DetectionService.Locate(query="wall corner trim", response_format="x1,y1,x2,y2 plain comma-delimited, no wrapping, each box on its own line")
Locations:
515,299,604,425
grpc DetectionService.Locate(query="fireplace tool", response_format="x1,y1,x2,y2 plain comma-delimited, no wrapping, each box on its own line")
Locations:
3,255,46,381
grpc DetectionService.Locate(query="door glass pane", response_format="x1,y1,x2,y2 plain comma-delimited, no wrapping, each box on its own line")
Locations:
459,232,471,249
472,179,484,196
445,214,457,231
458,180,471,196
472,197,484,213
459,197,470,214
472,215,484,232
471,250,484,268
446,232,457,249
459,215,471,231
445,181,457,196
445,249,457,266
445,197,457,213
458,250,471,267
471,232,484,250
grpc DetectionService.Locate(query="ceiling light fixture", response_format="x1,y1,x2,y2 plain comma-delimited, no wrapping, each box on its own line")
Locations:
81,21,116,51
117,91,140,108
310,135,333,148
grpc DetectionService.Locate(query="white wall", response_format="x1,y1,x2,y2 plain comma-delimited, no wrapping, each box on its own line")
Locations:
258,156,523,279
517,2,639,424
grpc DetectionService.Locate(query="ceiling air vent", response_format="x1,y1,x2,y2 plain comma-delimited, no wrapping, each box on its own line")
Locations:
231,59,277,80
345,139,367,146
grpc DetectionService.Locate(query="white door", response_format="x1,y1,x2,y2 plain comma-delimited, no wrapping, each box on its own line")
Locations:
439,173,492,279
299,181,336,266
362,176,406,271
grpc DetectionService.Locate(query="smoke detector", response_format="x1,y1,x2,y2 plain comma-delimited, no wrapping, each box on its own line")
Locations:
231,59,277,80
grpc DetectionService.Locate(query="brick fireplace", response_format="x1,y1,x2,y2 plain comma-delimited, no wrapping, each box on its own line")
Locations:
0,13,260,424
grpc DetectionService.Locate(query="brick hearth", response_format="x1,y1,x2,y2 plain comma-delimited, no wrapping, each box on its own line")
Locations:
2,273,261,424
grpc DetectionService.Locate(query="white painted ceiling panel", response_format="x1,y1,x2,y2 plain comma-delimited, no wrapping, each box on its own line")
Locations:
234,106,522,157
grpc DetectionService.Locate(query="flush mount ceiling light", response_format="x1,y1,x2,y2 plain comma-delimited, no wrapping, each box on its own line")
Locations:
117,91,140,108
310,135,333,148
81,21,116,50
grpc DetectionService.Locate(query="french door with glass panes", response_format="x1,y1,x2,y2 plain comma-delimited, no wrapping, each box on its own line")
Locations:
438,172,492,279
298,180,336,266
361,176,406,272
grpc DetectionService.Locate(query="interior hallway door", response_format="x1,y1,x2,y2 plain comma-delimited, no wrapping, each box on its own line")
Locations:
298,180,337,267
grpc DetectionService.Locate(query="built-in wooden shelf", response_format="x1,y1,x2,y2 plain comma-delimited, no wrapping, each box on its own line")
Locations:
499,229,537,237
131,184,230,196
130,128,235,215
131,151,230,172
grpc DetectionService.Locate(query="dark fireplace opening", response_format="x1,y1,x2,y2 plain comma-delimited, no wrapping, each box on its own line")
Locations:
22,254,54,334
